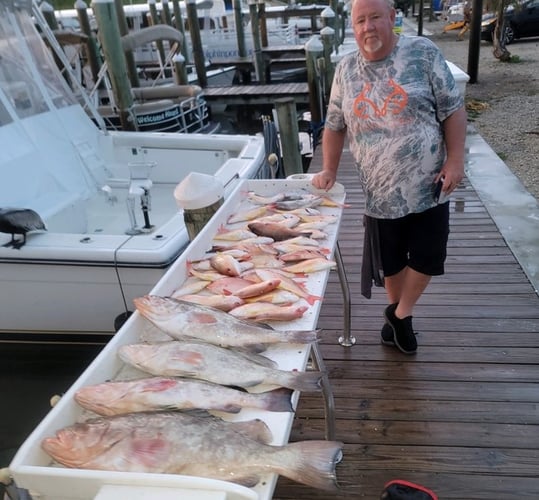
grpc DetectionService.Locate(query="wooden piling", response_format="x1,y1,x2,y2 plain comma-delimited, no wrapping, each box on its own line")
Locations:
171,0,190,63
148,0,167,66
113,0,139,87
186,0,207,87
92,0,137,131
305,36,323,125
233,0,247,58
275,98,303,176
248,0,266,83
75,0,104,89
320,26,335,102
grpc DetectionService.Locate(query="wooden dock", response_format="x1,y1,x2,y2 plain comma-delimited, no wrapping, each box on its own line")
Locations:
202,82,310,106
272,145,539,498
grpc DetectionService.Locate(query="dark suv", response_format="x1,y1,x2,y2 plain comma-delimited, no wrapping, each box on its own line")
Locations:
481,0,539,43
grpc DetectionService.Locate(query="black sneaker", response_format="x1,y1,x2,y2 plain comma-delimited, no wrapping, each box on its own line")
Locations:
381,322,395,345
384,303,418,355
381,322,419,346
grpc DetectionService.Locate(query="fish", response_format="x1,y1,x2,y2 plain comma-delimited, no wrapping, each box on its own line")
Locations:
244,289,300,305
186,261,224,281
231,278,281,299
41,411,343,491
209,254,244,277
210,236,274,250
282,235,320,247
207,276,256,295
279,249,330,262
273,242,330,255
74,377,294,415
213,226,257,241
248,254,285,268
229,303,309,322
171,276,209,297
255,269,321,306
284,257,337,274
255,213,301,227
272,195,324,211
227,205,268,224
248,221,312,241
118,341,323,392
133,295,318,347
246,191,285,205
176,293,244,312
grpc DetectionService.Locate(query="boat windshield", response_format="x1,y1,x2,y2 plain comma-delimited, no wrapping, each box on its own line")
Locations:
0,0,77,126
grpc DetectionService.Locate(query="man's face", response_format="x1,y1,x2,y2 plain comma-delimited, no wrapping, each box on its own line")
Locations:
351,0,396,61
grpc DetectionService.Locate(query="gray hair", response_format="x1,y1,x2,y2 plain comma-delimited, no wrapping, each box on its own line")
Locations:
351,0,395,8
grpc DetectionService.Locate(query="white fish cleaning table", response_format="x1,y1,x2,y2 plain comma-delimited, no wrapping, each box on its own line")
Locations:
9,179,348,500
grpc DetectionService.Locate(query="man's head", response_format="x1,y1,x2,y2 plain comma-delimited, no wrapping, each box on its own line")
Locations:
351,0,397,61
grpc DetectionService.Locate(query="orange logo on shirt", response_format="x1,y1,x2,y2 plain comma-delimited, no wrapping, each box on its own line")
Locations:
353,79,408,119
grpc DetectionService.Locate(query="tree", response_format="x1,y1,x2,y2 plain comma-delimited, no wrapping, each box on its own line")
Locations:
491,0,512,61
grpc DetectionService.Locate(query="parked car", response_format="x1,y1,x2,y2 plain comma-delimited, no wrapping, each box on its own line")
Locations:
481,0,539,43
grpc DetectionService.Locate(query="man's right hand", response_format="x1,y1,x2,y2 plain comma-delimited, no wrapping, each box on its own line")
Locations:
311,170,337,191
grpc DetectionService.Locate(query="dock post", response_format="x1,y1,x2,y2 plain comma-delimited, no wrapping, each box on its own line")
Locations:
186,0,208,87
258,0,268,48
233,0,247,57
40,1,58,30
114,0,140,88
173,54,189,85
148,0,168,67
275,98,303,176
75,0,104,89
248,0,266,83
171,0,190,63
305,36,323,126
92,0,137,131
161,0,173,26
337,0,346,45
320,26,335,102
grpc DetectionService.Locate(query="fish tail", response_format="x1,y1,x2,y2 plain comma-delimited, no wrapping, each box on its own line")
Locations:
280,440,343,491
285,329,319,344
306,293,322,305
258,388,294,412
288,370,324,392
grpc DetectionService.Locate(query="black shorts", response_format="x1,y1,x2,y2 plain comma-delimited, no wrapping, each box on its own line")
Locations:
377,203,450,277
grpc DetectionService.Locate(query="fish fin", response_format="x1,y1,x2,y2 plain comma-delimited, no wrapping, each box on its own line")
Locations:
280,441,343,491
233,349,277,369
230,419,273,444
260,388,294,412
229,475,261,488
216,224,228,234
289,370,324,392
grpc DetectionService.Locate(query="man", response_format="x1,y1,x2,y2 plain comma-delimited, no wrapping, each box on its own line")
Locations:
312,0,467,354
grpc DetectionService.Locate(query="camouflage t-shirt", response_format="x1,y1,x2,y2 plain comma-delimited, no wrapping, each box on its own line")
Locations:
326,35,464,219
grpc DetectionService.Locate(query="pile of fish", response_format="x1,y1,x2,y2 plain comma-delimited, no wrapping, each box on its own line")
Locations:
168,188,344,322
40,188,346,492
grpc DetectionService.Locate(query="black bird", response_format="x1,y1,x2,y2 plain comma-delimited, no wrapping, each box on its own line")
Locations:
0,208,46,249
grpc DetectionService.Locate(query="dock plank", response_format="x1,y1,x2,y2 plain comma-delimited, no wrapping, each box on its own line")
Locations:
272,144,539,499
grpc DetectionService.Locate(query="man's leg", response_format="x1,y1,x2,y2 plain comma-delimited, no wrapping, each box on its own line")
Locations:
385,267,431,319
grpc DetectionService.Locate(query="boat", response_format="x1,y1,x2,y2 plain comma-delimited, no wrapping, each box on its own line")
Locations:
0,0,273,340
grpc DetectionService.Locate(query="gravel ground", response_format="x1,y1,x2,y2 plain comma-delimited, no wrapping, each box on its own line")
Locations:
417,19,539,201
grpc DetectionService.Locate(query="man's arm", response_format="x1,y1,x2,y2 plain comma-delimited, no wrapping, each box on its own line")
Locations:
438,106,467,194
311,127,347,191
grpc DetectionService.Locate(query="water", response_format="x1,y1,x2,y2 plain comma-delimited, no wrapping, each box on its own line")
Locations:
0,341,105,467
